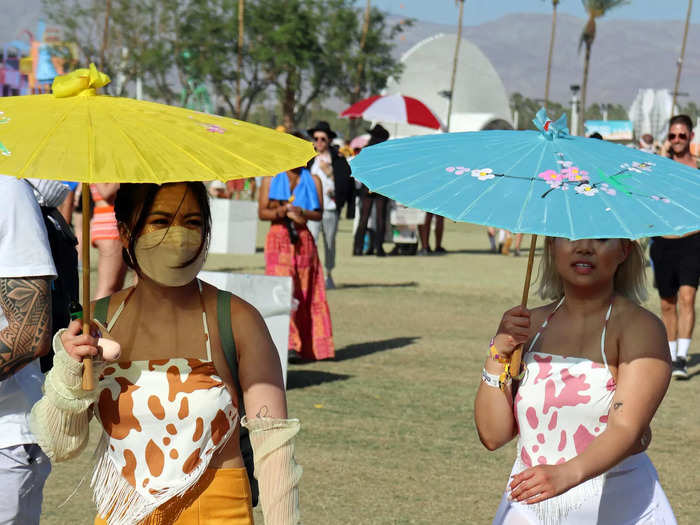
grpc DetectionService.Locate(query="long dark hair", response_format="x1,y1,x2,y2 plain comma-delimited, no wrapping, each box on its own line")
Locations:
114,182,212,276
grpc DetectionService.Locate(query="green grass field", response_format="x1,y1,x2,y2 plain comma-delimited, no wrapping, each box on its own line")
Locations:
41,220,699,524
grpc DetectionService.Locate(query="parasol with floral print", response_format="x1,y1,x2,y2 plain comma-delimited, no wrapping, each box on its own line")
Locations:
350,107,700,375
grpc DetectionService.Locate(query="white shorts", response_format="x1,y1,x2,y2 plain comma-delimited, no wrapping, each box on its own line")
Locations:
0,444,51,525
492,453,676,525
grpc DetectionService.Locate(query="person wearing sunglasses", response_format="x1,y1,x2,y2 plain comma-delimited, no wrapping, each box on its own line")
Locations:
305,121,353,289
649,114,700,380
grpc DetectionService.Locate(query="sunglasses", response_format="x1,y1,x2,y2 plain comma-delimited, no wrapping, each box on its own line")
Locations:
668,133,688,141
313,135,328,143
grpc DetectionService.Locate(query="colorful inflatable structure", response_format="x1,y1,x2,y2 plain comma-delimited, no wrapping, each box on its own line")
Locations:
1,21,78,97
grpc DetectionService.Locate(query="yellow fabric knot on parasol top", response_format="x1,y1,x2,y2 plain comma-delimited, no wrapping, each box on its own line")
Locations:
51,63,111,98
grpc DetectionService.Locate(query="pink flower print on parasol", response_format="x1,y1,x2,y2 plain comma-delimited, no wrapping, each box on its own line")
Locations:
446,166,469,175
562,165,589,182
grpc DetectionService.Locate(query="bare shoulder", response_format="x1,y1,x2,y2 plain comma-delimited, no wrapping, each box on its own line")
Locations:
228,292,265,325
615,297,668,362
529,301,561,333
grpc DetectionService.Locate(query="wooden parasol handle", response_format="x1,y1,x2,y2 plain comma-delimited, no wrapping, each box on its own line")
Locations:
509,234,538,378
81,183,94,391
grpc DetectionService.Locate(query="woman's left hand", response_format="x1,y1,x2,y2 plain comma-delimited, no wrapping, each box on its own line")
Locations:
285,204,304,222
508,464,579,504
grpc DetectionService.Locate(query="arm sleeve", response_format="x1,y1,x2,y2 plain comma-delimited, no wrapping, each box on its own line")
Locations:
29,330,106,462
241,416,302,525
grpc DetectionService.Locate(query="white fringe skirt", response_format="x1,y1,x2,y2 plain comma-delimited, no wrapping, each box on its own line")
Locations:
492,452,676,525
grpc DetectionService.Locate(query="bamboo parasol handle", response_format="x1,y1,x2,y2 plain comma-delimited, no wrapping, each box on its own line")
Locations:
509,234,538,378
81,183,94,391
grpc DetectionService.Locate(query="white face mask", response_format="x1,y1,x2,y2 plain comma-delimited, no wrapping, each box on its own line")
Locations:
134,226,205,287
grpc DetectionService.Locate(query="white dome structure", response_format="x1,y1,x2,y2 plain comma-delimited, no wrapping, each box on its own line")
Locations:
381,33,512,137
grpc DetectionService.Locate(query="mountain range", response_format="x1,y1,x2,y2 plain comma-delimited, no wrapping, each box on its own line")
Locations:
3,2,698,107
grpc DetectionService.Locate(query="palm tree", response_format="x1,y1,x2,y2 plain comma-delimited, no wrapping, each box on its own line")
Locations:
543,0,560,110
672,0,693,112
447,0,465,131
349,0,371,137
578,0,627,135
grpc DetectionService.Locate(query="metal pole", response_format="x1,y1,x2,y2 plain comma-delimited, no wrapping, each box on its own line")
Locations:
672,0,693,113
447,0,464,132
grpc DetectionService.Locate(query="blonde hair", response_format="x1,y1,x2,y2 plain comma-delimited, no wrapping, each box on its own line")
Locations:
537,237,648,304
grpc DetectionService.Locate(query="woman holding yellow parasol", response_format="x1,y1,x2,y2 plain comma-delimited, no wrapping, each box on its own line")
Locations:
31,182,302,524
0,65,315,524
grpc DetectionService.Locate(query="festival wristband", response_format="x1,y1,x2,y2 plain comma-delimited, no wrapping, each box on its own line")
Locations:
481,368,502,389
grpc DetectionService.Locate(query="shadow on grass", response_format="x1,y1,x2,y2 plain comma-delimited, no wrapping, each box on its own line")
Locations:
336,281,418,290
332,336,420,362
286,370,352,390
684,354,700,379
447,247,545,256
210,265,266,273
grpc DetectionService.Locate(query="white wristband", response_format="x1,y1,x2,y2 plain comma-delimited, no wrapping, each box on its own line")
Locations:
481,368,502,388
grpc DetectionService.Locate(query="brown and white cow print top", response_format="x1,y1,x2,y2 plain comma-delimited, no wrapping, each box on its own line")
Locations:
92,357,238,522
89,282,239,525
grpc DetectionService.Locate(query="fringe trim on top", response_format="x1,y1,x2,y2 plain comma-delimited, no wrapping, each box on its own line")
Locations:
91,415,238,525
512,457,605,525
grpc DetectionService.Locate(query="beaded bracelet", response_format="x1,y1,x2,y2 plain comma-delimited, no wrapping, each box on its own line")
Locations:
488,337,510,364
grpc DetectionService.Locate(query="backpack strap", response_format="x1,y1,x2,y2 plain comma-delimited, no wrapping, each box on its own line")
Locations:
216,289,259,506
93,296,111,326
216,289,245,416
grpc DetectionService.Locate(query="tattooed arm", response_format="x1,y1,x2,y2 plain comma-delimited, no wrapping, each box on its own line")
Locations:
509,306,671,504
0,277,52,380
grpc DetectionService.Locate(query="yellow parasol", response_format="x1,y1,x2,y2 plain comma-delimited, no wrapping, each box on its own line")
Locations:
0,64,315,389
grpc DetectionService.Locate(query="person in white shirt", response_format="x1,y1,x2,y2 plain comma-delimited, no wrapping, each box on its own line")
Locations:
0,175,57,524
306,122,351,289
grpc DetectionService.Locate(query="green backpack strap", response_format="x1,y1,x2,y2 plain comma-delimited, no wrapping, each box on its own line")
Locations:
93,296,110,326
216,289,245,417
217,289,260,507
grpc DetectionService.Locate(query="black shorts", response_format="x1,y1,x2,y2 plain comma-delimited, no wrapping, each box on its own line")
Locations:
649,233,700,298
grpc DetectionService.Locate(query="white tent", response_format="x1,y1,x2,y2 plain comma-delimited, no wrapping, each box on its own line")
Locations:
381,33,512,138
629,89,678,142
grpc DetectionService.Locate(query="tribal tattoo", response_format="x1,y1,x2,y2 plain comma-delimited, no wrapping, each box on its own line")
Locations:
0,277,51,380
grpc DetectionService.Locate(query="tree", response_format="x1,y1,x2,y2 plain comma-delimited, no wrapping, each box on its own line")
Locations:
43,0,190,103
543,0,560,109
578,0,627,135
333,4,410,137
510,93,570,131
44,0,405,128
584,102,628,121
679,101,700,126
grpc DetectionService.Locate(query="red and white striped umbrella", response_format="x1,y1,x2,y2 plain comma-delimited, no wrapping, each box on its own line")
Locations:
340,94,444,130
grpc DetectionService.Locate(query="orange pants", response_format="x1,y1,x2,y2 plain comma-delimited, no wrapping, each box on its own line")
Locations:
94,468,253,525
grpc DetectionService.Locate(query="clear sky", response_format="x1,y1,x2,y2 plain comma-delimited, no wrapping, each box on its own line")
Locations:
359,1,699,26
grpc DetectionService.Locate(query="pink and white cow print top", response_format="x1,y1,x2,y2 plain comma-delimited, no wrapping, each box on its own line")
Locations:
511,297,616,521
